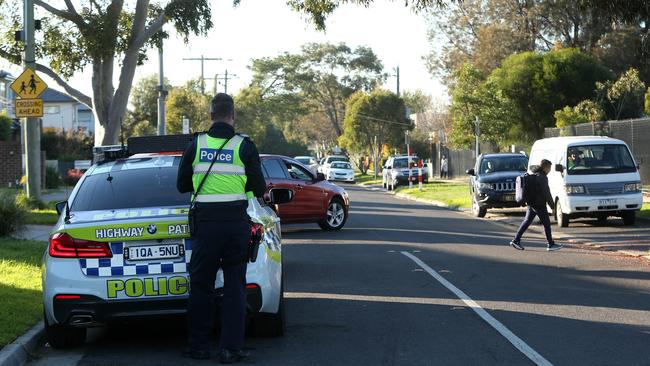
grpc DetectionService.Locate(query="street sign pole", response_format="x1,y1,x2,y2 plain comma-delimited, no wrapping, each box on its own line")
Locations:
157,40,166,136
23,0,41,198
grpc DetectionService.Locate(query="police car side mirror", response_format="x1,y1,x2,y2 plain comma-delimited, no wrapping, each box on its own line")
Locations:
466,168,475,176
316,173,326,182
269,188,293,205
555,164,564,173
55,201,67,215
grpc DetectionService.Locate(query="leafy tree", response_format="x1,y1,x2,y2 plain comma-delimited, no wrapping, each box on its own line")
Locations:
596,68,646,120
490,48,612,139
0,1,214,145
402,89,433,114
0,112,11,141
124,74,171,137
449,63,513,148
165,80,210,134
645,87,650,116
554,100,605,127
250,43,385,138
339,89,412,162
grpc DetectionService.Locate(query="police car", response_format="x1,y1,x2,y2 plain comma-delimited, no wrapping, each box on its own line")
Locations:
43,135,290,348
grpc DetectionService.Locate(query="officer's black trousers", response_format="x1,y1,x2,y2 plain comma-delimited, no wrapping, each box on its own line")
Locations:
187,219,250,351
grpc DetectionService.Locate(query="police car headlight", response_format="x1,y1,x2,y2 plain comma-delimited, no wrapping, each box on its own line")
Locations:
565,185,585,194
624,182,642,192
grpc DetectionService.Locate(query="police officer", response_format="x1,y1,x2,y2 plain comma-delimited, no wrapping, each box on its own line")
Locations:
177,93,266,364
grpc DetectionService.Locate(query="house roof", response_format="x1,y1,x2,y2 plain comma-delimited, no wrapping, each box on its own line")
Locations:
41,88,76,103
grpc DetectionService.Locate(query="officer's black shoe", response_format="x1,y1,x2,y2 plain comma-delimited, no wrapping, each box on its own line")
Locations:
219,349,249,364
182,348,211,360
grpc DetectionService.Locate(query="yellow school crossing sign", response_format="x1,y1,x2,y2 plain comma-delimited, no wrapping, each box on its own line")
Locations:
11,67,47,99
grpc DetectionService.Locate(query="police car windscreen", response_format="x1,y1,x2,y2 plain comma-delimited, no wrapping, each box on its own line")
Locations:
71,158,190,211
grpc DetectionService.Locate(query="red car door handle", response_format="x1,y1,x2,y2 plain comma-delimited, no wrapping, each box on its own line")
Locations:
296,185,303,190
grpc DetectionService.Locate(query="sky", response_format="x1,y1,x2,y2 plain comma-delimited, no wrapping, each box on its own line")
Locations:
1,0,447,103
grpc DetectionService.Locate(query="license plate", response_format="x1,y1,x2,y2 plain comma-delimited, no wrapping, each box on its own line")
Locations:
124,244,184,261
599,199,617,206
503,195,515,202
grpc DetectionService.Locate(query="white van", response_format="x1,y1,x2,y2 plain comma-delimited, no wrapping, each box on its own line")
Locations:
529,136,642,227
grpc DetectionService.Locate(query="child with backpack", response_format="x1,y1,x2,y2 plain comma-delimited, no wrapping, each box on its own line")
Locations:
510,159,562,251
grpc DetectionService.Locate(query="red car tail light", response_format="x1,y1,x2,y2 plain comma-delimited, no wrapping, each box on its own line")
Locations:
49,232,113,258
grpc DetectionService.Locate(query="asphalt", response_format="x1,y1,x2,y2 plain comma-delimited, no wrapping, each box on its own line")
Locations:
28,185,650,366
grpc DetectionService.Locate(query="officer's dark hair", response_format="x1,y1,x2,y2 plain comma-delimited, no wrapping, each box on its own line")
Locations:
540,159,552,168
210,93,234,120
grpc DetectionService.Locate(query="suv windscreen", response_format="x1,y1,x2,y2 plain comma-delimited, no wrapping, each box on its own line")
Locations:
71,157,189,211
393,158,420,169
327,157,348,163
566,144,636,175
295,157,312,165
479,156,528,174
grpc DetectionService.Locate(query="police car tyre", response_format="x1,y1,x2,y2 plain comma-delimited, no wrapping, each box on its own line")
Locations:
251,278,285,337
556,200,569,227
472,196,487,218
44,312,86,349
319,198,347,231
622,211,635,226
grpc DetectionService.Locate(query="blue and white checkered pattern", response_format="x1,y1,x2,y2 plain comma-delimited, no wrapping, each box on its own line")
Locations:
79,239,192,277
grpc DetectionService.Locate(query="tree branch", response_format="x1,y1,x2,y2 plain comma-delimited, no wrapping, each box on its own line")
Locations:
133,11,168,49
34,0,85,27
35,63,92,107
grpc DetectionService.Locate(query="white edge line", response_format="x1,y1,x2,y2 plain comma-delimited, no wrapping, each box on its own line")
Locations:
401,251,553,366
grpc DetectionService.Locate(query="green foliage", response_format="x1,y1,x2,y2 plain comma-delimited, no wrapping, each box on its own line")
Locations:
449,63,513,149
0,192,25,237
15,193,47,211
40,129,93,161
44,167,61,189
554,100,605,128
402,89,433,114
0,112,11,141
124,75,171,138
597,68,647,120
489,48,612,140
165,80,211,134
645,87,650,116
339,89,412,156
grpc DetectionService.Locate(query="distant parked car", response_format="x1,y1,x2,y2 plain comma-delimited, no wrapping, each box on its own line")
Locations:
466,153,529,217
327,161,355,183
319,155,349,175
382,155,427,190
294,156,319,174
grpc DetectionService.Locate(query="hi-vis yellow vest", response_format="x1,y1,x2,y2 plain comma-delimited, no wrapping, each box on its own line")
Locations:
191,133,252,203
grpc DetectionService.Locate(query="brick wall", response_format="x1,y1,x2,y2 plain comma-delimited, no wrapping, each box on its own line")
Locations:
0,140,22,187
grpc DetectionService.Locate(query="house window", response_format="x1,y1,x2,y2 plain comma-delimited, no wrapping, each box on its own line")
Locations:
44,106,60,114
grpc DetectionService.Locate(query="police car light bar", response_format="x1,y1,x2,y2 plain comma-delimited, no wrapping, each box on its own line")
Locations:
128,134,194,155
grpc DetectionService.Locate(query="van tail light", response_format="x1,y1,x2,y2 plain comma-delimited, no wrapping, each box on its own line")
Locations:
49,232,113,258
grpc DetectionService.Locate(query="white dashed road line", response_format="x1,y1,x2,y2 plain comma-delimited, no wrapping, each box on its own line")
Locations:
401,251,553,366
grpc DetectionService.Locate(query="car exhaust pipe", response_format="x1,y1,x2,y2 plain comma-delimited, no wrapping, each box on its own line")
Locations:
69,314,94,326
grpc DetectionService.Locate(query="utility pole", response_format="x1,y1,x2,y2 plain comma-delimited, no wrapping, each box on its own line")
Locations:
392,66,400,97
208,70,239,94
475,116,481,158
405,130,412,189
373,135,378,179
181,55,225,94
23,0,40,198
157,40,167,136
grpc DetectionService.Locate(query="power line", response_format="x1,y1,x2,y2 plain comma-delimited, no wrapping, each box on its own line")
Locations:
334,108,412,127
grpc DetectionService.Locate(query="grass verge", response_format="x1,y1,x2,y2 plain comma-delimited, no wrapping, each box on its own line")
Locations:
395,181,471,209
25,209,59,225
355,172,382,186
0,238,46,347
639,203,650,218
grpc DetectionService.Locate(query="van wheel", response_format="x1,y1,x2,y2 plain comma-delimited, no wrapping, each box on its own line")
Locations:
596,214,608,224
44,312,86,349
472,197,487,218
622,211,636,226
556,200,569,227
382,179,387,189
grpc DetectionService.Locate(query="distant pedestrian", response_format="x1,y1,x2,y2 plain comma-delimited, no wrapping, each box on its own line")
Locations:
440,155,448,179
510,159,562,251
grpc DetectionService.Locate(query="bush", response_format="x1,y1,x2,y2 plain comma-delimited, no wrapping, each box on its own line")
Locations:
0,112,11,141
45,166,61,189
0,192,26,236
41,128,93,160
15,192,47,210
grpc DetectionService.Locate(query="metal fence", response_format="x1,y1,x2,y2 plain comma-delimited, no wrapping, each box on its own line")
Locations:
544,118,650,184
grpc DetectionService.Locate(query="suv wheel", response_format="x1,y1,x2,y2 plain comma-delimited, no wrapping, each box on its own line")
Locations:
596,213,608,224
319,198,347,230
472,196,487,218
622,211,636,226
556,200,569,227
44,312,86,349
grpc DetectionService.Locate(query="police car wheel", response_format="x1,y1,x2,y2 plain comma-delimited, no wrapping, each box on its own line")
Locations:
318,198,347,231
44,312,86,349
252,280,285,337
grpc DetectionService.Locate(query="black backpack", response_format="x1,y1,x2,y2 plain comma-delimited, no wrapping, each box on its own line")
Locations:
515,173,537,205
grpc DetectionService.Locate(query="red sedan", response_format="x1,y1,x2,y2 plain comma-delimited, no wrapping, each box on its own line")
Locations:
260,155,350,230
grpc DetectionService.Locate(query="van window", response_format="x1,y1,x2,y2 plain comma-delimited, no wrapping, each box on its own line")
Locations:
566,144,636,175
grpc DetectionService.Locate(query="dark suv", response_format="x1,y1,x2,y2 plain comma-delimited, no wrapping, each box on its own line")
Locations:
466,153,529,217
